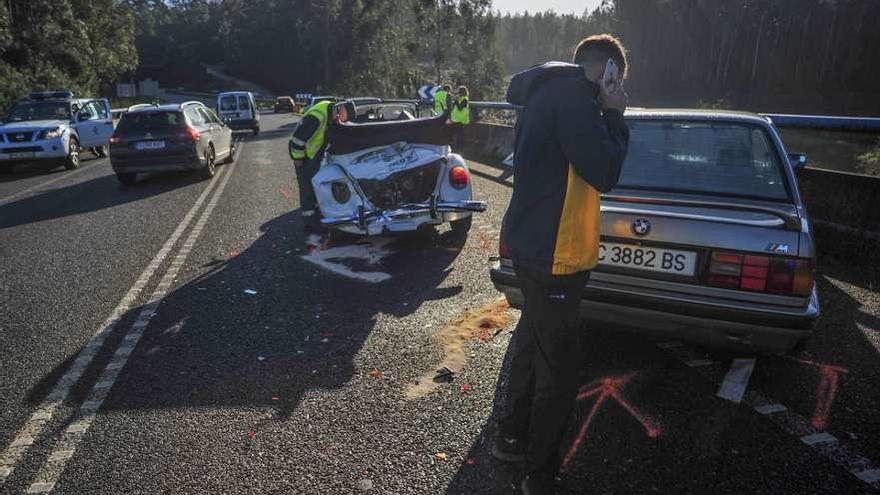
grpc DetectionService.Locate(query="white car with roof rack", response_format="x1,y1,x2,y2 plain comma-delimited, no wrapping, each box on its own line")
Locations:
0,90,113,173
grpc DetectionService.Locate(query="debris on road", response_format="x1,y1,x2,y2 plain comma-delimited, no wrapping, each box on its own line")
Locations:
247,431,256,440
405,299,511,399
356,479,373,491
466,457,476,465
368,368,383,378
257,356,265,361
435,452,447,461
244,289,258,295
460,383,472,394
433,367,455,383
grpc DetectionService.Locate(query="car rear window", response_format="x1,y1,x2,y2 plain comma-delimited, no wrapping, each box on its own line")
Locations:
220,96,237,111
237,96,250,110
617,121,790,201
117,111,183,133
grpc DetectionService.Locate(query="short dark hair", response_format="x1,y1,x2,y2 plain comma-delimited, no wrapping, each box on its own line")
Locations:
573,34,628,80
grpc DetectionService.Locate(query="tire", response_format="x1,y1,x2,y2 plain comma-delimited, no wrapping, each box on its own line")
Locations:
252,126,260,136
201,145,216,179
223,142,236,164
92,145,108,158
63,138,80,170
450,215,473,236
116,172,137,185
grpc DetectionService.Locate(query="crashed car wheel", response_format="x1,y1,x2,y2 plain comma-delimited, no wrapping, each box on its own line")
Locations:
92,145,108,158
450,215,472,236
63,138,80,170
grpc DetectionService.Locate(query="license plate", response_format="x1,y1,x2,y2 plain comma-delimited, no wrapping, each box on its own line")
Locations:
136,140,165,150
598,242,697,276
9,152,36,159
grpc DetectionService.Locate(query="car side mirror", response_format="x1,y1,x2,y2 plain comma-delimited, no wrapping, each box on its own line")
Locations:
788,153,808,169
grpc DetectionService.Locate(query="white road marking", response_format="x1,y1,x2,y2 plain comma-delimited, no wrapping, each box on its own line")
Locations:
24,157,239,493
301,235,394,283
800,432,838,445
684,359,716,367
0,159,105,206
716,358,755,403
0,160,225,486
754,404,787,415
855,469,880,484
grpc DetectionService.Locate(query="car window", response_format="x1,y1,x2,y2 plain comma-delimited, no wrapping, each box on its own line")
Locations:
186,107,207,126
238,96,251,110
220,96,237,111
616,121,789,201
93,101,109,119
81,102,101,121
199,107,219,124
116,111,183,133
7,101,71,122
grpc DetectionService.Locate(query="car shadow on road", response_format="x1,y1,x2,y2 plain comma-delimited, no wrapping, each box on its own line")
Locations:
36,210,469,428
0,171,204,229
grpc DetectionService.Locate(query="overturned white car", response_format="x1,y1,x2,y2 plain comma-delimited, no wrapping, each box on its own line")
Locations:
313,115,486,236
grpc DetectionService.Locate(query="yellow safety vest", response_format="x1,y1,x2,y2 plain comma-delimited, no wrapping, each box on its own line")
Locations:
290,100,332,160
450,96,470,125
433,90,449,114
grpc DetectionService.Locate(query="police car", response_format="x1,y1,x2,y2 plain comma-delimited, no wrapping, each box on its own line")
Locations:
0,90,113,173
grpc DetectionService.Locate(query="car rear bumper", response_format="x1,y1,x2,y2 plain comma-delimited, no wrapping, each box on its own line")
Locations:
322,200,486,235
490,264,819,353
111,154,203,173
226,119,258,130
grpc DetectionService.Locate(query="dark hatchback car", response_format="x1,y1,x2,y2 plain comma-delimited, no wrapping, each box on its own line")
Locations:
109,102,234,184
491,110,819,353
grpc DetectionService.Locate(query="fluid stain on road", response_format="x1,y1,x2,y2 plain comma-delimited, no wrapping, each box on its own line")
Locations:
405,298,511,399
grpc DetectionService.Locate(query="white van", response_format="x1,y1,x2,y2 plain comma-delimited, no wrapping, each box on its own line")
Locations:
216,91,260,135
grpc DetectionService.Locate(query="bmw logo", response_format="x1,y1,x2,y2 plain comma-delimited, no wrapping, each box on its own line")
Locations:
631,218,651,236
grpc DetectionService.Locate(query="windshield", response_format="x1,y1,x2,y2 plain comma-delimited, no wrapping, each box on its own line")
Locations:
117,111,183,133
617,120,790,201
220,96,237,111
6,101,71,122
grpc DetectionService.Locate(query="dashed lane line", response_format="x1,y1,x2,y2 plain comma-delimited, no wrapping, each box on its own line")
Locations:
0,159,227,487
24,156,239,494
658,341,880,491
0,159,106,206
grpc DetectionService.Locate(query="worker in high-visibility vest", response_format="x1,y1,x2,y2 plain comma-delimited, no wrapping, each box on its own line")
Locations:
289,100,353,232
450,85,471,149
433,84,451,115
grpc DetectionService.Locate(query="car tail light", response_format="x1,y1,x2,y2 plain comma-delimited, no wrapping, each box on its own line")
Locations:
109,133,120,144
707,250,814,297
184,127,200,142
499,237,511,258
449,166,469,189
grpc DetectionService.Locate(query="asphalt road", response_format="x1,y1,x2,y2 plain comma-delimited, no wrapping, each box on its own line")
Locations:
0,113,878,494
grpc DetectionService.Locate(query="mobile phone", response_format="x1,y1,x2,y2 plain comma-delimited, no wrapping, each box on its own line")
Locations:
602,58,620,94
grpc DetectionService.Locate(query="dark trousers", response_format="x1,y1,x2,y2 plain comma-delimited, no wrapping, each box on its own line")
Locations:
499,264,590,478
294,153,322,213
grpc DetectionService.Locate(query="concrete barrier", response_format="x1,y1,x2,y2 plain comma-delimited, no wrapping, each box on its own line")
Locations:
459,122,880,265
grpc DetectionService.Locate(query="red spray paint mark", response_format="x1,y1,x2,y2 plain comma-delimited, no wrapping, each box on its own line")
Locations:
791,358,849,430
560,372,661,473
478,232,492,252
279,187,291,199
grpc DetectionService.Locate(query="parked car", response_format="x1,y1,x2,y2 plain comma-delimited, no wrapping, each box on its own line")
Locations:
491,109,819,353
315,115,486,236
348,101,418,123
274,96,295,113
109,101,234,184
216,91,260,135
0,90,113,173
305,95,335,112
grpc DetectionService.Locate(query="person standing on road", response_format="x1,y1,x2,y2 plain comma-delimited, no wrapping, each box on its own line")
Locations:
289,100,354,233
433,84,451,116
450,85,471,149
493,35,630,495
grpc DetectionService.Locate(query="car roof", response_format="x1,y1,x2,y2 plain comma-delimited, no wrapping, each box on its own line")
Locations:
625,108,772,126
218,91,252,97
125,102,205,114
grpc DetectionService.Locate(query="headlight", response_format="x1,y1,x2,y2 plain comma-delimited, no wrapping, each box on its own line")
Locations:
44,127,64,139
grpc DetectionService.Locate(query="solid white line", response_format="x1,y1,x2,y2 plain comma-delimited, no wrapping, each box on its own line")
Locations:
25,157,238,493
0,160,224,486
0,159,104,206
716,358,755,403
684,359,716,367
800,432,838,445
854,469,880,483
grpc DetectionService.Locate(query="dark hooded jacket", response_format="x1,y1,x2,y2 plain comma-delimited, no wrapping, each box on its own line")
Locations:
501,62,629,275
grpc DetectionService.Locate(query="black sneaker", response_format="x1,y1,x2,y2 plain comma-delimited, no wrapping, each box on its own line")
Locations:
521,475,561,495
491,435,527,463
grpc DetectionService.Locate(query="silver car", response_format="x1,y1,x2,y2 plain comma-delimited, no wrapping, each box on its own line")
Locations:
491,109,819,353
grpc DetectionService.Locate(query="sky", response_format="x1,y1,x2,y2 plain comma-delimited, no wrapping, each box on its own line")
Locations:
492,0,603,16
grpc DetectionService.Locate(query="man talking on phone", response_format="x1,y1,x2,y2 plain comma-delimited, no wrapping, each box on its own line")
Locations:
493,35,630,495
